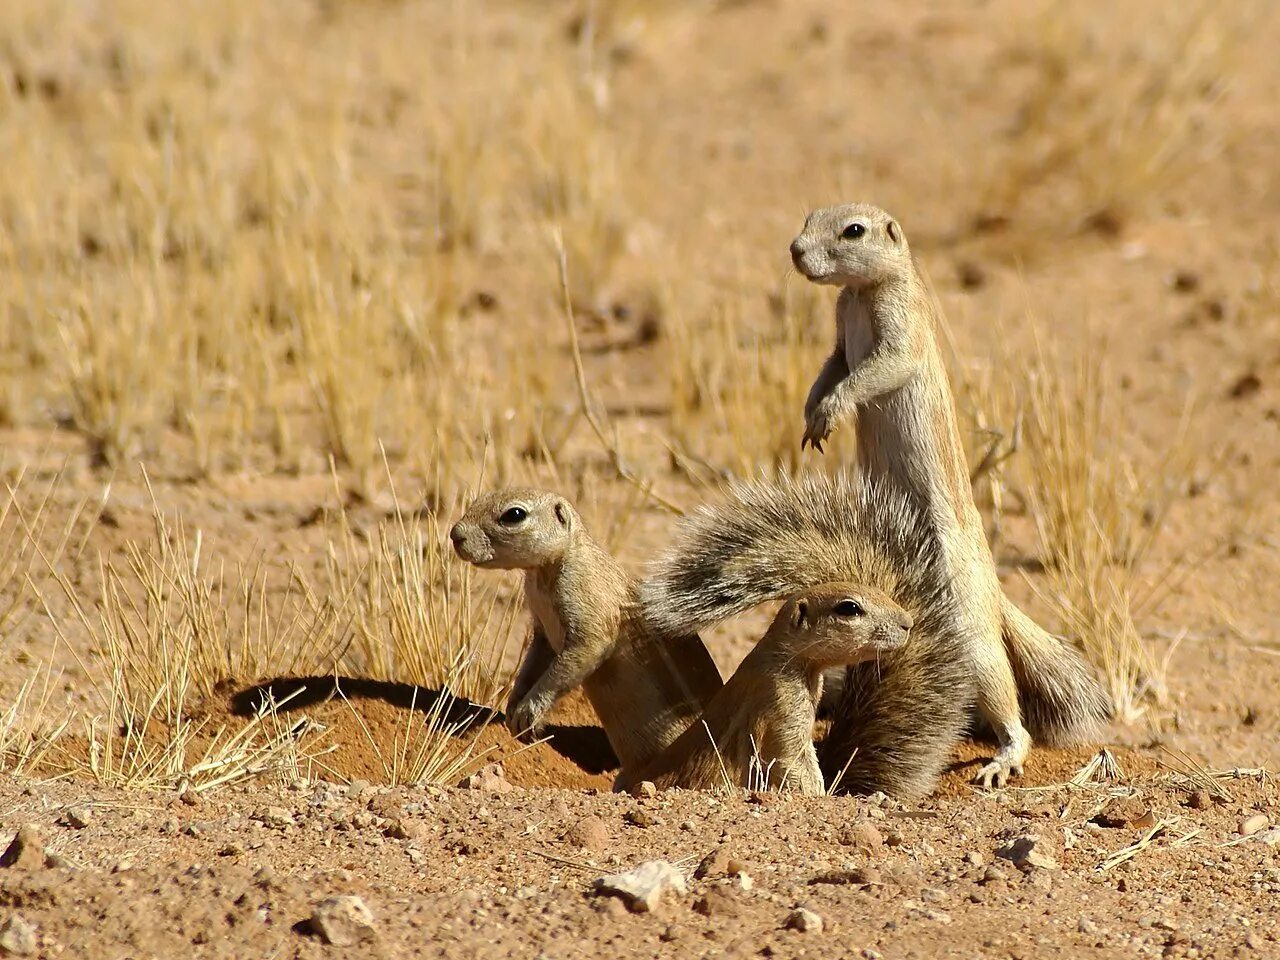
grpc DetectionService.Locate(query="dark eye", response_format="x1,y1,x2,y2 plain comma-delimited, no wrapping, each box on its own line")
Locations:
841,222,865,240
834,599,864,617
499,506,527,525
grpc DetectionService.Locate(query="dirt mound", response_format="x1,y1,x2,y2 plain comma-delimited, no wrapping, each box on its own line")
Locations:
194,678,618,791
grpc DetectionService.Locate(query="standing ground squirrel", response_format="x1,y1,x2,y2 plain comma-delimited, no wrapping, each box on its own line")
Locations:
619,582,912,795
788,202,1110,786
449,488,723,776
642,471,977,799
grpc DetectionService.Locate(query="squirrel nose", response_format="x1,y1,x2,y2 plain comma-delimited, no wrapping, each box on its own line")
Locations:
789,239,806,267
898,611,913,633
448,524,465,548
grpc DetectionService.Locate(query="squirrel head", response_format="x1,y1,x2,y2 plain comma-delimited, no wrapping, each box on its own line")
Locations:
449,488,579,569
789,203,910,289
768,581,913,669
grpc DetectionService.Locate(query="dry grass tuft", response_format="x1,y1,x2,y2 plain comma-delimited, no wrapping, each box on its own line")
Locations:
974,316,1205,723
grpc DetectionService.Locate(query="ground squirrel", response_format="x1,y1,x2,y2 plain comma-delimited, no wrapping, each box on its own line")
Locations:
787,202,1110,786
642,471,978,799
449,488,723,776
619,582,912,795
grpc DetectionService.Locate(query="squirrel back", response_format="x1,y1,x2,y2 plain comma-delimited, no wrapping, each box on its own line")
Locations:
641,471,975,798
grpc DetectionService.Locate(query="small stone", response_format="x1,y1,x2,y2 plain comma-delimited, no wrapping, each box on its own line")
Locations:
630,781,657,799
564,816,611,851
1256,827,1280,847
735,872,754,892
693,887,744,918
0,914,37,955
809,866,880,887
1091,797,1151,829
179,789,201,807
980,866,1010,885
694,847,734,880
458,763,515,794
1077,917,1099,935
624,809,656,828
593,861,687,913
963,851,984,867
1240,814,1270,837
1186,790,1212,811
996,834,1059,871
1168,269,1200,294
218,842,246,857
263,807,293,828
841,822,884,852
61,807,91,830
389,818,431,842
783,907,824,933
309,896,376,946
920,886,947,904
0,827,49,871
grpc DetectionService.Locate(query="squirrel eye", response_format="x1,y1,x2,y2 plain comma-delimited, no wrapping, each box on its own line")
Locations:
498,506,528,525
841,222,866,240
834,599,864,617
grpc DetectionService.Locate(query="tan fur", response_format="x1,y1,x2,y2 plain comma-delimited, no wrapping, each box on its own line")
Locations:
791,202,1109,786
449,488,723,776
621,583,912,796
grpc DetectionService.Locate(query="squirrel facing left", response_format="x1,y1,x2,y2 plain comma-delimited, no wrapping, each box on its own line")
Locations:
449,488,723,777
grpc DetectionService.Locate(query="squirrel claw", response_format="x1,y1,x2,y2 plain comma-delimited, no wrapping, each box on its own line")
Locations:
973,758,1023,790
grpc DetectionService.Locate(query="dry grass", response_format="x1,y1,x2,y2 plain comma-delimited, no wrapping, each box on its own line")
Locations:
968,314,1206,722
972,3,1256,248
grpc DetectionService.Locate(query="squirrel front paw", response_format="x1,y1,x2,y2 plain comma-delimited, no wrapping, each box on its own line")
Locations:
505,694,551,741
801,401,839,453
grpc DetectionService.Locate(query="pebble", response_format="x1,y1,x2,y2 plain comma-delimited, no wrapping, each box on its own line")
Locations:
841,822,884,852
593,861,687,913
1092,797,1151,829
1239,814,1270,837
693,887,744,918
1187,790,1212,811
61,807,92,830
458,763,515,794
624,809,657,828
309,896,376,946
809,866,881,887
0,914,37,955
0,827,49,871
630,781,657,799
783,907,824,933
694,847,736,880
564,816,611,851
1256,828,1280,847
995,834,1059,871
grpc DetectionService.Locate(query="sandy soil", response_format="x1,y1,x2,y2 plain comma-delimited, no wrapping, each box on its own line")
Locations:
1,0,1279,956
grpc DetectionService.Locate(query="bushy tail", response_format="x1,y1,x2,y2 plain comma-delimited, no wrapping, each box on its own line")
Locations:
821,636,975,800
642,471,971,799
641,471,949,637
1001,596,1112,745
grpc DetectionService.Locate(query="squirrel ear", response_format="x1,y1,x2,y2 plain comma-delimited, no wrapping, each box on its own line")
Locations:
791,599,809,630
886,220,901,244
553,500,571,527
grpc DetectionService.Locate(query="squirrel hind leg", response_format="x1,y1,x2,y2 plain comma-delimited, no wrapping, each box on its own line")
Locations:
1001,596,1112,746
